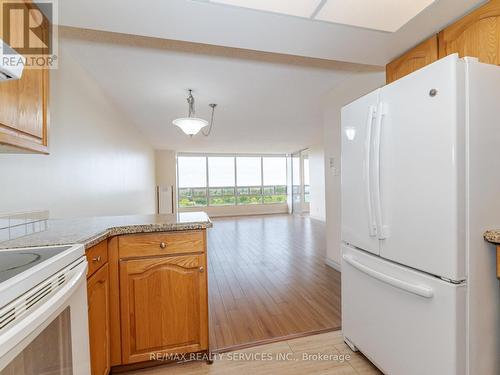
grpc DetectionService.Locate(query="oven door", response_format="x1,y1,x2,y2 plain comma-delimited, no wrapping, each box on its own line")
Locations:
0,258,90,375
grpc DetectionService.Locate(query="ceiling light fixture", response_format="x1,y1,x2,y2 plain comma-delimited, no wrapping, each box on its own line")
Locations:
172,89,217,136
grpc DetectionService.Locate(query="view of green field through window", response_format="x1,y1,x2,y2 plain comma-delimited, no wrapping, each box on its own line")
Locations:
177,155,288,207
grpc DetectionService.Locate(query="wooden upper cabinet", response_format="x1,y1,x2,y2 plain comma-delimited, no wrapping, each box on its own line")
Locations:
438,0,500,64
0,0,49,153
119,254,208,364
87,263,111,375
386,35,439,84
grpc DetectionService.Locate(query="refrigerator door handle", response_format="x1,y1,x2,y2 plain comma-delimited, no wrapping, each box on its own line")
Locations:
373,102,387,239
343,254,434,298
365,105,377,237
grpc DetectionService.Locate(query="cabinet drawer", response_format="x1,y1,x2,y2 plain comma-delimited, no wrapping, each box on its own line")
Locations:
119,231,204,259
86,240,108,277
342,244,465,375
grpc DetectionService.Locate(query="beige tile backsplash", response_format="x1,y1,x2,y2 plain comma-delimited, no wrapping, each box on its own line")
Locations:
0,210,49,243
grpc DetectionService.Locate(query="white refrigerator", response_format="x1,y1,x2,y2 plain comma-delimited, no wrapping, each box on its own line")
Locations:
341,54,500,375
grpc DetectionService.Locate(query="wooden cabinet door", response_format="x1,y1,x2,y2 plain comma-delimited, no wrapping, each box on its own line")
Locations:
87,264,111,375
119,254,208,364
0,66,49,153
0,0,49,153
386,35,438,84
438,0,500,64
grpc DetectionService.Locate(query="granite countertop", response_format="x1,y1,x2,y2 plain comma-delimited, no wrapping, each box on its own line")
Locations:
0,212,212,250
484,230,500,245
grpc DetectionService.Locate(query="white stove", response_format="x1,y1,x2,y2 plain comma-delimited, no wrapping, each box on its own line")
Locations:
0,244,90,375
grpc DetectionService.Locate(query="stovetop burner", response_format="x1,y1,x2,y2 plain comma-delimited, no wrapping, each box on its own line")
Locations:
0,253,41,273
0,246,72,284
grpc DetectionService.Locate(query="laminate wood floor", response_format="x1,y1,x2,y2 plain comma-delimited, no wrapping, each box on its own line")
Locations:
206,214,342,351
125,330,382,375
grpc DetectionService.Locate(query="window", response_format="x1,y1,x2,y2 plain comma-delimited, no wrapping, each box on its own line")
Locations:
178,156,207,207
236,157,261,186
236,157,262,204
263,157,287,204
208,157,235,187
177,154,288,208
292,155,301,203
304,156,310,203
208,157,236,206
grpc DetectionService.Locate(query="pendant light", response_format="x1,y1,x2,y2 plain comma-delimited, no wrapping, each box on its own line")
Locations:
172,89,217,136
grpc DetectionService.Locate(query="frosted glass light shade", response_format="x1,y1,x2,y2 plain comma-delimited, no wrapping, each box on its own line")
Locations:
173,117,208,135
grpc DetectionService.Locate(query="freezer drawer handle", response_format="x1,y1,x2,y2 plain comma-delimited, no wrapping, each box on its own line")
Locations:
343,254,434,298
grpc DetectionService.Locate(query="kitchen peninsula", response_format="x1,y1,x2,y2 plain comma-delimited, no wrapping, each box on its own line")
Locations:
0,212,212,374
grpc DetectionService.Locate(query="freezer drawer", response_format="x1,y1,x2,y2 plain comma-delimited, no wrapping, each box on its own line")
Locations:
341,244,466,375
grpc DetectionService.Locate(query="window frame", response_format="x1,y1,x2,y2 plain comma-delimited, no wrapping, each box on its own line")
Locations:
177,153,288,208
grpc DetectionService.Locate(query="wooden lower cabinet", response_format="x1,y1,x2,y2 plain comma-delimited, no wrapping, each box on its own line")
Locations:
87,263,111,375
119,253,208,364
87,231,209,371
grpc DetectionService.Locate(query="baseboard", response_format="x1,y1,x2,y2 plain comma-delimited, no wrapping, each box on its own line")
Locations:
179,203,288,217
325,257,341,272
309,214,326,222
212,326,341,354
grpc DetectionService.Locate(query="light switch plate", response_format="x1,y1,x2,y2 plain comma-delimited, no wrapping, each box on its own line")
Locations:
329,157,335,168
330,157,340,176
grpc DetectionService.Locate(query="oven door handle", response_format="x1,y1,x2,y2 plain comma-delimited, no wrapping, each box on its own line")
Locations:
0,260,88,362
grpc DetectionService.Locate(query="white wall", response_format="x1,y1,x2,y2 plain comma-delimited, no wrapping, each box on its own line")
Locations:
323,71,385,267
308,144,326,221
0,39,156,218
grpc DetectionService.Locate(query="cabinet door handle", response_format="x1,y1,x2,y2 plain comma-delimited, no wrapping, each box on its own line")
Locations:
199,266,204,273
160,242,167,249
92,256,101,262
